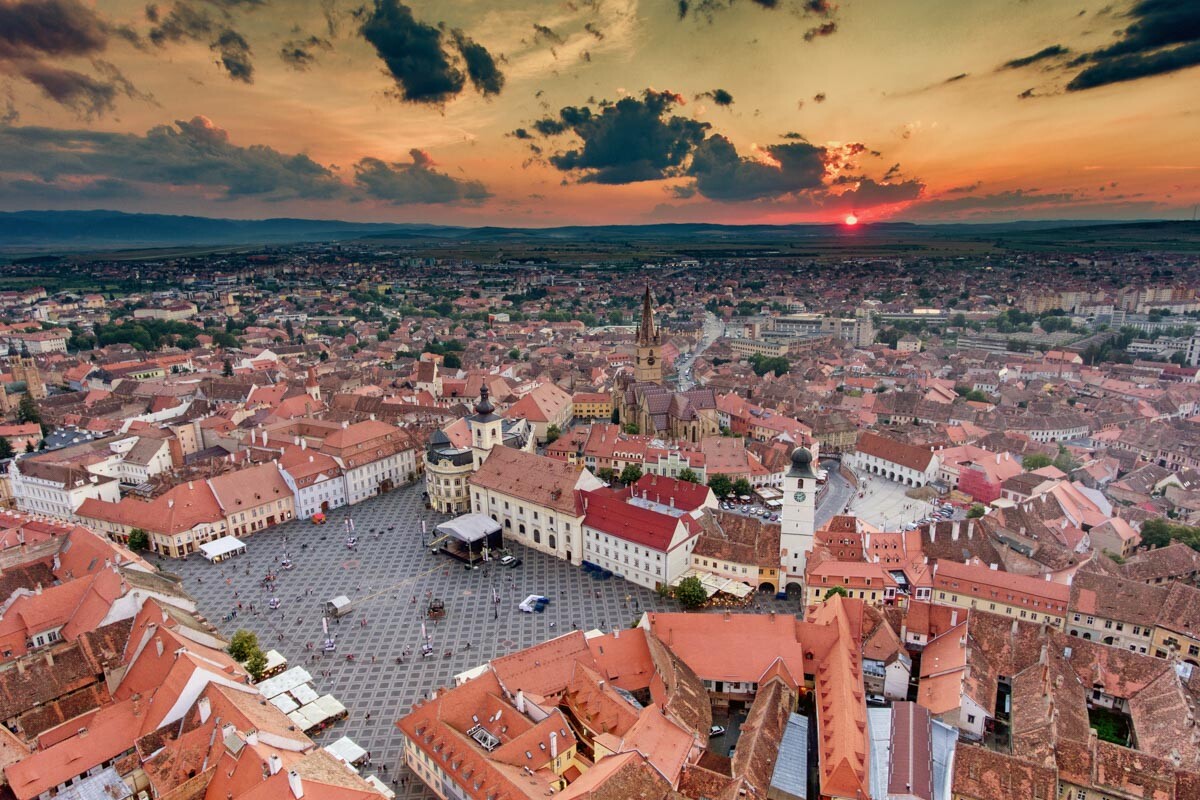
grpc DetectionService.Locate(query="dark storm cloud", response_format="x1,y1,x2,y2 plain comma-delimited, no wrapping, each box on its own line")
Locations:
1068,40,1200,90
686,135,826,201
18,60,142,119
213,28,252,82
696,88,734,106
0,117,344,199
912,189,1075,215
358,0,502,104
1001,44,1069,70
531,23,564,45
0,0,150,117
451,30,504,96
584,23,605,40
4,176,144,202
0,0,108,60
1002,2,1200,90
812,92,826,102
532,89,710,184
510,128,534,139
280,34,333,70
145,1,260,82
352,149,490,204
832,177,923,208
803,21,836,41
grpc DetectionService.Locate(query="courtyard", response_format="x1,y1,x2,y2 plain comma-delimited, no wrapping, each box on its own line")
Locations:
168,482,796,800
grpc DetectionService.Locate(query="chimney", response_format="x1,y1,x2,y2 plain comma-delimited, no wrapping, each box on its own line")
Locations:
301,438,307,451
549,731,558,760
950,609,958,627
517,690,526,714
189,480,194,490
613,628,620,639
155,638,164,656
168,499,175,509
269,754,282,775
251,429,257,445
287,771,304,799
198,696,211,723
246,731,259,746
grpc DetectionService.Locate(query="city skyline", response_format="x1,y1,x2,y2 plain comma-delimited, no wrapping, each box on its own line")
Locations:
0,0,1197,225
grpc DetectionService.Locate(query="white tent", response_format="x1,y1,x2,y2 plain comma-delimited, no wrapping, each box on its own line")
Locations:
325,736,368,766
255,666,313,700
199,536,246,562
435,514,501,543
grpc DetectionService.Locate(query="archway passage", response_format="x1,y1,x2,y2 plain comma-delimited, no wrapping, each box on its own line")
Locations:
758,582,776,594
785,581,804,598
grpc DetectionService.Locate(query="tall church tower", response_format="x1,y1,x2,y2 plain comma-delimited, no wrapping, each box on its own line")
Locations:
304,366,321,402
469,386,503,469
780,447,818,589
634,285,662,384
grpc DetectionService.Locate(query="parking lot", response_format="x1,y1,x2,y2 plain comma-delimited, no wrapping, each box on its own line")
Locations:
168,483,795,799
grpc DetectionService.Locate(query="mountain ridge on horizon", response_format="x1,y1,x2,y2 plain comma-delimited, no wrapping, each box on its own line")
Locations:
0,209,1194,254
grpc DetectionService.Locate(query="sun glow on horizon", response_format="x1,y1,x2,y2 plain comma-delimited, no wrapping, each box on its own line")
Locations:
845,214,859,226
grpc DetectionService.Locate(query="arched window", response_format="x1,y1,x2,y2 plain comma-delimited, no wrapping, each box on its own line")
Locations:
519,524,526,535
533,530,541,544
504,519,511,529
548,534,557,550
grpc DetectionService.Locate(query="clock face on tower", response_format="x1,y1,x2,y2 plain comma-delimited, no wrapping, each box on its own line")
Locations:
793,491,807,502
647,354,655,365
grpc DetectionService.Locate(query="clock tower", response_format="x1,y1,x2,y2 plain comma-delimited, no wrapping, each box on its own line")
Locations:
633,284,662,384
780,446,817,589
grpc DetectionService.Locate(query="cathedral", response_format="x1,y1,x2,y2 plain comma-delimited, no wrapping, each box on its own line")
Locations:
613,286,720,443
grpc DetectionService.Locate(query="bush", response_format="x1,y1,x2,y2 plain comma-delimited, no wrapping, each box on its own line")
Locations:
823,586,848,600
966,503,986,519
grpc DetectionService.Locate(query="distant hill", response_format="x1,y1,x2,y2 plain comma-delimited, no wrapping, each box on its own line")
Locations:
0,209,1193,254
0,210,409,251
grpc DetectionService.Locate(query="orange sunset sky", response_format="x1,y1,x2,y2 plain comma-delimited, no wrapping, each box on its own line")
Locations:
0,0,1197,225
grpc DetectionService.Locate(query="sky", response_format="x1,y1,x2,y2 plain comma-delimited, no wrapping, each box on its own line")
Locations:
0,0,1197,225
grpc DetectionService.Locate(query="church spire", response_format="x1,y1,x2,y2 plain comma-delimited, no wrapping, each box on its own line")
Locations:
638,284,657,346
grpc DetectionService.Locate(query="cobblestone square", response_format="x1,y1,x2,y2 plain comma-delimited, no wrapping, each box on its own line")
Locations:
169,484,795,799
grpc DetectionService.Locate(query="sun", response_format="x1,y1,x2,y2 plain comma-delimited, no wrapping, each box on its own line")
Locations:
844,214,859,226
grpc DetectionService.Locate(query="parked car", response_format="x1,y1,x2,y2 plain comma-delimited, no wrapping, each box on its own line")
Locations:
500,555,522,567
709,725,726,736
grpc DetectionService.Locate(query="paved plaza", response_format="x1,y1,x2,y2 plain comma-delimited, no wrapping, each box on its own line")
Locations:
844,470,957,528
168,483,796,799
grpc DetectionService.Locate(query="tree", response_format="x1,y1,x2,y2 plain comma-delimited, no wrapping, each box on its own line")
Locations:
677,468,700,484
244,648,269,682
622,423,640,435
508,348,520,360
17,393,40,424
222,358,234,377
674,576,707,609
732,477,753,498
823,585,849,600
0,437,13,460
1139,518,1200,552
545,424,561,444
966,503,986,519
443,353,463,369
596,467,615,483
707,473,733,499
1022,453,1053,471
228,629,260,662
619,464,644,485
1053,445,1078,473
127,528,150,551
